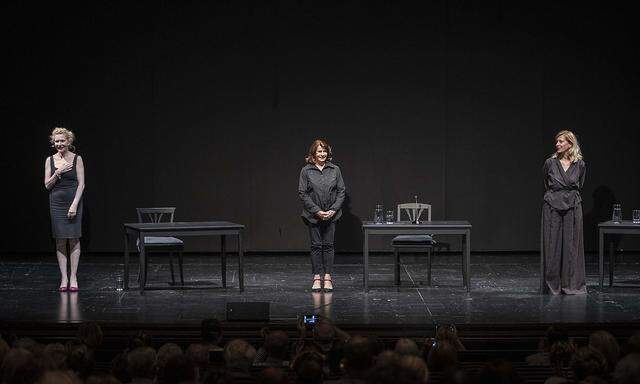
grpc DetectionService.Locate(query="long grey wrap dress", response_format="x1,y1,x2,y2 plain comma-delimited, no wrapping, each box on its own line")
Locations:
49,154,83,239
542,157,586,295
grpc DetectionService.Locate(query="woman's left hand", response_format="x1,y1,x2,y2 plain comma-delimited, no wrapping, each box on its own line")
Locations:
68,207,77,218
326,210,336,219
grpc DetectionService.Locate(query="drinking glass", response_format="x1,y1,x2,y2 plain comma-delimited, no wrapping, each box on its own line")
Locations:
612,204,622,223
385,210,394,224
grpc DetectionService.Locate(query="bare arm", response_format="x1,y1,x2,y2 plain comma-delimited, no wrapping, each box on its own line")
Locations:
68,156,85,217
44,157,60,190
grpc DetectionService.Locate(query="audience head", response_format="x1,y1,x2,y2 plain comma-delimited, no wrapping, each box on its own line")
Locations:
1,348,41,384
163,353,198,384
42,342,68,370
14,338,43,355
588,330,620,372
377,350,400,366
626,332,640,355
37,370,83,384
293,350,324,384
571,346,608,381
264,330,290,361
435,324,465,351
156,343,183,380
224,339,257,371
186,342,211,382
367,351,427,384
110,352,130,383
201,318,223,346
77,322,104,351
128,331,152,350
312,319,336,353
67,342,95,380
0,337,9,363
427,340,458,372
476,359,522,384
367,335,386,359
342,335,374,376
613,353,640,384
399,355,429,384
545,325,570,350
549,340,577,369
126,346,156,380
395,338,420,357
258,367,287,384
580,376,610,384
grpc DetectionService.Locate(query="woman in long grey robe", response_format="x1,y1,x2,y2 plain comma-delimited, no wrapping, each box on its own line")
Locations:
542,130,587,295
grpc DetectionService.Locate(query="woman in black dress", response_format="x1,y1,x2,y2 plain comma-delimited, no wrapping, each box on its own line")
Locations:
542,130,586,295
298,139,346,292
44,127,85,292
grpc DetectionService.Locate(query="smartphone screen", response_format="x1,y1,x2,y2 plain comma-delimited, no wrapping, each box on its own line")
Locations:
303,314,317,326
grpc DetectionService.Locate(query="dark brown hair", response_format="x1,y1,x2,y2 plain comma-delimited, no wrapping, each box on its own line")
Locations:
305,139,332,164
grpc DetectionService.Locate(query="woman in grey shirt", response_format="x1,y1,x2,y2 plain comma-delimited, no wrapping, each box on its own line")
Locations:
542,130,586,295
298,139,346,292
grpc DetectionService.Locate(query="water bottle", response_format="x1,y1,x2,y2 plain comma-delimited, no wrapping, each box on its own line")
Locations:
612,204,622,223
374,204,384,224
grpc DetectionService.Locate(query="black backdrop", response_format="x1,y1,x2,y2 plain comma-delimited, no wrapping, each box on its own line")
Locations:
3,1,639,253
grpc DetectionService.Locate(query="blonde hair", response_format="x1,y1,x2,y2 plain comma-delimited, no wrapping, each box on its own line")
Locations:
552,130,583,162
304,139,332,164
50,127,75,145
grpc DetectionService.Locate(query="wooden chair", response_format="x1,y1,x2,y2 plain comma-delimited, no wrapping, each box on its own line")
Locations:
136,207,184,287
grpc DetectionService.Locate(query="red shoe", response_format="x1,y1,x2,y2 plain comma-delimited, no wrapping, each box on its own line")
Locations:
58,286,68,292
69,286,79,292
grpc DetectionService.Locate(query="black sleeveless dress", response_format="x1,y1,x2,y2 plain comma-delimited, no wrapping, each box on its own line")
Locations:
49,154,83,239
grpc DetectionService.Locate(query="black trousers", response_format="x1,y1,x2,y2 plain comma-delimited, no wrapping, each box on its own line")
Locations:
308,221,335,275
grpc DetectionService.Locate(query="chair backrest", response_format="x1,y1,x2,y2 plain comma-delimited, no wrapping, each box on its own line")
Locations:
397,203,431,222
136,207,176,224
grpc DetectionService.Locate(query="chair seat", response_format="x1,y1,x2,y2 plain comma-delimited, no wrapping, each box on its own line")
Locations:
137,236,184,247
144,236,183,245
391,235,435,246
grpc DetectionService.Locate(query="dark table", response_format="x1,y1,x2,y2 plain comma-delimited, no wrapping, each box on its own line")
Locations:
598,220,640,290
362,221,472,292
124,221,245,293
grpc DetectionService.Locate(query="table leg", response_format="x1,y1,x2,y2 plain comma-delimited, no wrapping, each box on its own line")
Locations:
124,230,130,290
221,235,227,288
364,229,369,292
139,232,146,294
238,231,244,292
599,230,604,290
609,240,615,287
464,230,471,292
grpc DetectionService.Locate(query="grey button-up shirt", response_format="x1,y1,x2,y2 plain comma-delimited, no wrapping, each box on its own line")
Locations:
298,162,346,224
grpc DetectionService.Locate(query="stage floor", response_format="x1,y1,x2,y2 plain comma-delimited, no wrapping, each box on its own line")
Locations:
1,253,639,326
